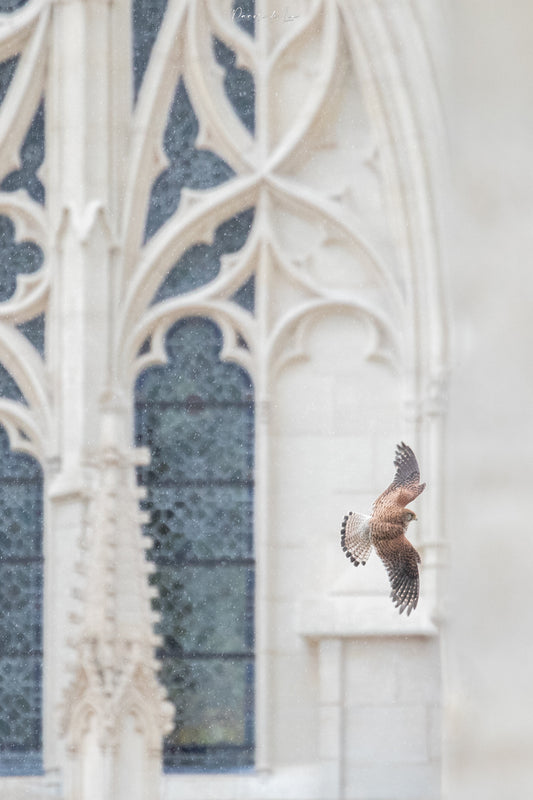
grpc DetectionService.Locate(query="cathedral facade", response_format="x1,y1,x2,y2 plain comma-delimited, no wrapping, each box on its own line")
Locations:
3,0,511,798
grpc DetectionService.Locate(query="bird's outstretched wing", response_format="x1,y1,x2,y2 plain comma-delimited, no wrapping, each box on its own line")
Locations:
341,512,372,566
375,536,421,615
373,441,425,512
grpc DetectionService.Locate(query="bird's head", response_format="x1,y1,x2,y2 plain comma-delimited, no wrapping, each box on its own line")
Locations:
403,509,417,524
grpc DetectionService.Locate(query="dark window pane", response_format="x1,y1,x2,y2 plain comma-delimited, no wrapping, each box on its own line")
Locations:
0,427,43,776
232,274,255,313
144,80,234,240
1,101,45,205
134,0,256,773
132,0,168,99
0,60,45,776
0,0,29,12
156,564,254,655
135,319,255,772
153,209,254,302
135,317,253,405
0,57,18,106
232,0,256,36
138,0,256,241
17,315,45,357
213,38,255,134
141,485,253,562
0,216,44,304
0,563,42,653
137,403,253,485
161,657,254,771
0,362,25,405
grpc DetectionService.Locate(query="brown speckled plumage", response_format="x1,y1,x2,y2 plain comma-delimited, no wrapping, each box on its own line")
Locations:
340,442,425,615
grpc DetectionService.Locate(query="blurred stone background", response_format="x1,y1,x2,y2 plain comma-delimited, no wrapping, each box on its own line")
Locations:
443,1,533,797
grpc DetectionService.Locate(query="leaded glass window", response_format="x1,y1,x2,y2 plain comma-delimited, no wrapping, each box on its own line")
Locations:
135,318,255,771
0,48,45,774
144,78,235,240
133,0,257,773
1,100,45,205
0,0,30,13
0,424,43,776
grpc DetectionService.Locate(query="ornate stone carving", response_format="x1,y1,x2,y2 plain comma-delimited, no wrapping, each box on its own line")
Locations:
0,0,49,461
61,401,173,798
0,0,448,794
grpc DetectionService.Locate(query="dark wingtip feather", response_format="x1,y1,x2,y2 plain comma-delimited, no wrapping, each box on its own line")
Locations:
391,441,423,491
340,512,353,548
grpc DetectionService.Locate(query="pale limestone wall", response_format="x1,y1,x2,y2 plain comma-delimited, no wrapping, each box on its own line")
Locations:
442,1,533,798
343,638,441,800
0,1,450,798
269,312,441,800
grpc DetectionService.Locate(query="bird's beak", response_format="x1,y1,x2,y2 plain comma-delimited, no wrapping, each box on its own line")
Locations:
412,513,418,520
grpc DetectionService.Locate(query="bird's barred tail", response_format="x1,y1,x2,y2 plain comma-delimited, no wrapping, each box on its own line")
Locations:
340,511,372,566
341,512,361,565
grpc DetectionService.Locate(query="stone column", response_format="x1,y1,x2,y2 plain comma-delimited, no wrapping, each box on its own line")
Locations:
44,0,173,794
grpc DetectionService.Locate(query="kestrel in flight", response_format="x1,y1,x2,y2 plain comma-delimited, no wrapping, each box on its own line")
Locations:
340,442,425,615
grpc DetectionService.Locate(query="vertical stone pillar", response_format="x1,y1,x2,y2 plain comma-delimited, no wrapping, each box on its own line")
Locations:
60,400,173,800
44,0,173,794
317,639,344,800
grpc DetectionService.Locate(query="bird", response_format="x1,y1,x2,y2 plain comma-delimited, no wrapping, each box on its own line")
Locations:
340,442,425,615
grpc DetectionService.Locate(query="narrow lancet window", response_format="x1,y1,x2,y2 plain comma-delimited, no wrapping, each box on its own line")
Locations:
135,317,255,771
0,425,43,775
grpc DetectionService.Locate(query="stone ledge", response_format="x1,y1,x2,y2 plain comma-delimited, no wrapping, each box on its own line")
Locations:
161,763,325,800
296,595,438,639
